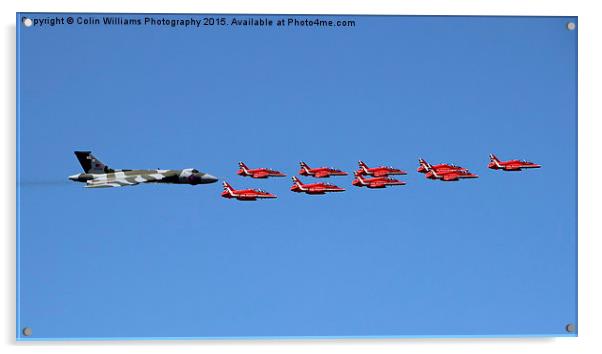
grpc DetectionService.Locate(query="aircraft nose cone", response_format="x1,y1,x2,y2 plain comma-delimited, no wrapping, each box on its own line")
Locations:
201,173,218,184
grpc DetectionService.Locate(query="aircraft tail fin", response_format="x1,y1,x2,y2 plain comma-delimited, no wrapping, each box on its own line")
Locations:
238,161,250,174
489,153,499,162
222,181,234,192
292,176,301,184
299,161,312,174
74,151,110,173
419,158,432,171
358,160,368,168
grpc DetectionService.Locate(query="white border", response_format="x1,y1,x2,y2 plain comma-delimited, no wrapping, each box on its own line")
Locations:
3,1,600,353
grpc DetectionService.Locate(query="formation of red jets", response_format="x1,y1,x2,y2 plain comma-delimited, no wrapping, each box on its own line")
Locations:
221,154,541,201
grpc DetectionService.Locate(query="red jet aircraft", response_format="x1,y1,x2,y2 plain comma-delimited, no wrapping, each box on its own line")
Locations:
488,154,541,171
424,167,479,181
290,176,345,194
356,160,407,177
352,172,406,189
237,161,286,178
417,158,460,173
299,161,348,178
221,182,277,201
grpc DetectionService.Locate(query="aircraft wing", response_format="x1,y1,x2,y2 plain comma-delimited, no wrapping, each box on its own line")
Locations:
236,195,258,200
506,164,523,171
85,181,138,188
85,178,140,188
84,170,177,188
443,174,459,181
314,171,330,178
252,171,270,178
373,170,388,177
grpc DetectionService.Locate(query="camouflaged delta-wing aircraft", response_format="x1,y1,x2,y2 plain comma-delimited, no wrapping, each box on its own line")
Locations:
68,151,218,188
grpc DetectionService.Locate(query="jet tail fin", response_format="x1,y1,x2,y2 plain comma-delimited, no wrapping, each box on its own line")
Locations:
355,173,366,183
222,181,234,191
489,153,499,162
74,151,110,173
238,161,248,169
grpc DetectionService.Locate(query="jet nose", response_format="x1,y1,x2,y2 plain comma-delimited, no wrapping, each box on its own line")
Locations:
68,174,80,181
200,173,218,184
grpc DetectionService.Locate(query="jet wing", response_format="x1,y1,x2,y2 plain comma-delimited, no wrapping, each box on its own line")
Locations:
252,171,270,178
236,196,258,201
307,187,326,193
84,170,177,188
505,164,523,171
373,170,389,177
314,171,330,178
85,178,140,188
442,174,459,181
85,181,139,188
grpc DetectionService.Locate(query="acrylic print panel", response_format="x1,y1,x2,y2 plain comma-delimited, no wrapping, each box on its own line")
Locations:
16,14,577,340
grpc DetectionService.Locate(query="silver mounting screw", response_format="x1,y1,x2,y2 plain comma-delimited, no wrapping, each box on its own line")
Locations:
567,22,576,31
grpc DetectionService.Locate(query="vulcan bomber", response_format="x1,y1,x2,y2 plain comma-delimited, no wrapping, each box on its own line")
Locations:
68,151,218,188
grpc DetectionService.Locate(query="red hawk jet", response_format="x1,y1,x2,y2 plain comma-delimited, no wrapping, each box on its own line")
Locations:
237,161,286,178
417,158,460,173
290,176,345,194
352,172,406,188
424,167,479,181
356,160,407,177
299,161,348,178
221,182,277,201
488,154,541,171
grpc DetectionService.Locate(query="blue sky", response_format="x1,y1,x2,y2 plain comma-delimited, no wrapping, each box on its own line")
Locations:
17,14,577,339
